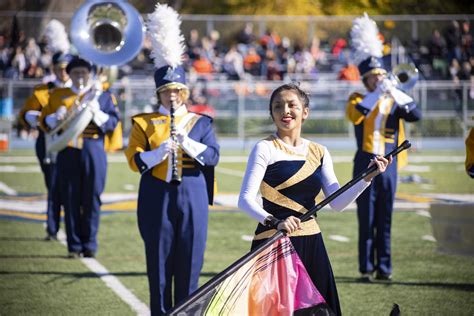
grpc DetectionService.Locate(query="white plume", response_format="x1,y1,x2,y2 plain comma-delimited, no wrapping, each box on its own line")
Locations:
147,3,185,69
350,13,384,65
43,19,70,54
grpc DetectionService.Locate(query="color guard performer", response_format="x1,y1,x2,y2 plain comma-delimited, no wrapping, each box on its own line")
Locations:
40,57,121,258
124,4,219,314
346,14,422,281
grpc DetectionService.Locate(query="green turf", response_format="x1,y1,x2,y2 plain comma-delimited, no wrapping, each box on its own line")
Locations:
1,211,473,315
0,148,473,314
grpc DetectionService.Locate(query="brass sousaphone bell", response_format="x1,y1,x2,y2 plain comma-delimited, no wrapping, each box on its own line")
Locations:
45,0,144,156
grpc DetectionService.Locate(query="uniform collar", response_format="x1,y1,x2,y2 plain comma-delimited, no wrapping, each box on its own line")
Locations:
54,79,72,88
158,104,188,116
71,82,93,96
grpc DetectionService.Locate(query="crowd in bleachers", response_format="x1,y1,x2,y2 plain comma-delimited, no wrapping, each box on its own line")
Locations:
0,20,472,83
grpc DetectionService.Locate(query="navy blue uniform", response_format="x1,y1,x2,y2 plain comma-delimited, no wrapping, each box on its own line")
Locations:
19,82,61,237
346,92,421,275
43,88,120,254
125,108,219,315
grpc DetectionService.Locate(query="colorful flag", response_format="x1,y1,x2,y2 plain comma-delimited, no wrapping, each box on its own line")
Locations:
168,236,326,315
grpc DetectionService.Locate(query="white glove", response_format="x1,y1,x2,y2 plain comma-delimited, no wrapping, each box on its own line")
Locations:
89,99,101,113
55,106,67,120
390,88,414,106
139,139,173,170
175,127,207,165
93,110,110,127
377,78,395,94
45,113,59,129
25,110,40,128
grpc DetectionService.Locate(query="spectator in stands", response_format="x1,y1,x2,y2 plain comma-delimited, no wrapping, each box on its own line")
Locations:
332,38,347,61
445,20,462,63
236,22,256,54
0,35,10,76
10,46,26,79
338,61,360,82
223,44,244,80
429,29,448,79
24,38,41,63
460,21,473,62
243,46,262,76
23,56,43,79
263,49,283,80
186,29,201,60
293,44,317,78
192,52,213,76
260,29,281,51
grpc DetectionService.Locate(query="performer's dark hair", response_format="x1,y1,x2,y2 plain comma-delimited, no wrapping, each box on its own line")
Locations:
268,82,310,117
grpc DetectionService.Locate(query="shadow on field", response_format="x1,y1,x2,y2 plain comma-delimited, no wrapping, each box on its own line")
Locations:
0,236,48,241
336,276,474,291
0,254,67,259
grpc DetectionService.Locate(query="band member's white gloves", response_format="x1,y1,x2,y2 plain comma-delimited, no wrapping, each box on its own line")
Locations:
89,99,110,127
379,78,414,106
25,110,41,128
139,139,173,169
45,106,67,129
175,127,207,166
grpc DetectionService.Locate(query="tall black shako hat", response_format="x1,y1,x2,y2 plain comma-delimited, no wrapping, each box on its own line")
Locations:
350,13,387,78
147,3,188,94
52,52,73,67
146,3,188,92
66,56,93,74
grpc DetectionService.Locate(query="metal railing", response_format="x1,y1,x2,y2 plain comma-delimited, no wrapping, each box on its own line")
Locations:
1,78,472,141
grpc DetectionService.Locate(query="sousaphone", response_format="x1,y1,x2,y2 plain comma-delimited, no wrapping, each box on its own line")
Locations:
45,0,144,155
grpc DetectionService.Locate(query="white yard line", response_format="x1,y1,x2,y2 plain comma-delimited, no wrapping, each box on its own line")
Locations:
216,166,245,177
56,230,150,316
0,155,466,164
0,181,17,195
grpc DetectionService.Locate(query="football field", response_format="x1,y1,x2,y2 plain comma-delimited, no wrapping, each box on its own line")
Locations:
0,148,473,315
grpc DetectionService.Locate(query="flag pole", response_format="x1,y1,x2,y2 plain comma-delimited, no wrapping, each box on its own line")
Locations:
167,140,411,315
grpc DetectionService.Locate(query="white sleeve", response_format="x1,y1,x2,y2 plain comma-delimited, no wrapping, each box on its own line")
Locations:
390,88,414,106
25,110,41,128
238,141,272,224
180,135,207,166
321,147,371,211
359,90,381,112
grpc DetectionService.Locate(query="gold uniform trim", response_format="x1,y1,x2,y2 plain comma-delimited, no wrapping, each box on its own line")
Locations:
255,139,325,240
253,219,321,240
260,181,309,214
274,143,324,190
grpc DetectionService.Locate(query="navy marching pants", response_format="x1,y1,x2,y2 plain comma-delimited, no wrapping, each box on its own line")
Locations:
57,140,107,253
36,131,61,236
137,171,209,315
353,151,397,275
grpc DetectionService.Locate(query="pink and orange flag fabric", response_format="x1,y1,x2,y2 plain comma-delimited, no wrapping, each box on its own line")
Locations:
169,236,326,315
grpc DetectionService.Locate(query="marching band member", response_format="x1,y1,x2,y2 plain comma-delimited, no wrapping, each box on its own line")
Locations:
124,4,219,314
346,14,422,282
40,57,121,258
18,19,73,240
466,128,474,178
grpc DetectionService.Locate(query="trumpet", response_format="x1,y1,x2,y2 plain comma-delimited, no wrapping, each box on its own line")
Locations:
169,101,181,185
